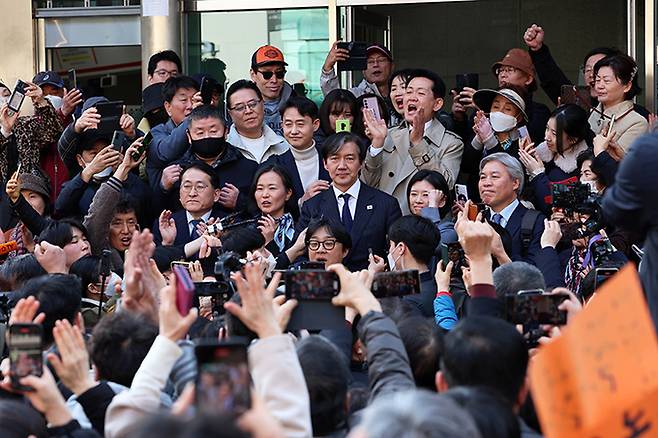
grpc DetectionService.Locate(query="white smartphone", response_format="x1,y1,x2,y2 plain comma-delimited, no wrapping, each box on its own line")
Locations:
363,96,382,121
455,184,468,204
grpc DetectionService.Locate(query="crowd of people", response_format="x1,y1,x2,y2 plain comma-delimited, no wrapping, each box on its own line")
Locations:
0,21,656,438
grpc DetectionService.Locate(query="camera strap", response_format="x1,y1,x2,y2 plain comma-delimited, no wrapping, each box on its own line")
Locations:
520,209,541,258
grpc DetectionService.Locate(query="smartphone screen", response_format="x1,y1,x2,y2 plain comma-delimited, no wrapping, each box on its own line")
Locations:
371,270,420,298
455,73,479,93
195,341,251,416
335,119,351,133
8,80,27,113
131,131,152,161
110,131,125,153
336,41,368,71
68,69,77,89
594,268,618,290
173,264,195,315
200,77,213,105
95,101,124,133
285,270,339,300
296,261,325,270
504,293,567,325
8,323,43,391
363,96,382,120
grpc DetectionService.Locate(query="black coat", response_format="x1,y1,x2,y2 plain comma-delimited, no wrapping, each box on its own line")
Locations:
296,183,402,271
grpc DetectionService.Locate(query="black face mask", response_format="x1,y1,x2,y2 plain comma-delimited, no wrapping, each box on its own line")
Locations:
145,109,169,129
190,137,227,159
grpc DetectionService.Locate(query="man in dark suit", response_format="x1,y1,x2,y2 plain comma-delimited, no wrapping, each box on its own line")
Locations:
296,132,402,271
478,153,564,288
152,162,225,246
264,96,331,207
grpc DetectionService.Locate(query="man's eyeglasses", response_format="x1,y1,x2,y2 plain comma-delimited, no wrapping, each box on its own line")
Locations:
181,183,210,194
495,66,519,76
257,70,286,80
229,100,261,113
308,239,337,251
153,69,178,79
367,57,389,66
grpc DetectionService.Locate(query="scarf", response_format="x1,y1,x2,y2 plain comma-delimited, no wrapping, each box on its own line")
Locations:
273,213,295,252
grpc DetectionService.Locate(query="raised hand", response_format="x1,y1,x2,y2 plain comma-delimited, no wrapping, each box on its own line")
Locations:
322,41,350,72
327,264,381,315
0,104,19,134
257,215,277,245
47,320,95,395
122,230,159,323
300,180,330,204
74,107,101,133
540,219,562,249
5,171,20,203
159,210,177,246
119,111,136,138
158,273,198,341
81,145,122,183
34,241,67,274
362,107,388,148
219,183,239,209
60,88,83,117
523,23,545,51
409,107,426,145
8,296,45,325
161,164,182,191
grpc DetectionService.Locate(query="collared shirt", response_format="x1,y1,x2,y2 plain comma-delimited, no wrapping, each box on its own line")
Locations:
333,179,361,220
186,210,212,236
490,198,519,228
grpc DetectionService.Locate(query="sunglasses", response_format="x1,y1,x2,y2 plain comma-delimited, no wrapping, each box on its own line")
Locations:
258,70,286,80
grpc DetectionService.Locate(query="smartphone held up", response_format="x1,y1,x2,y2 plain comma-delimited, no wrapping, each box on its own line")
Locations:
8,323,43,391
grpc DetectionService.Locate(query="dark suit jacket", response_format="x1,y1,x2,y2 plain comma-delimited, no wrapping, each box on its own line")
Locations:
264,147,330,206
296,183,402,271
152,206,226,247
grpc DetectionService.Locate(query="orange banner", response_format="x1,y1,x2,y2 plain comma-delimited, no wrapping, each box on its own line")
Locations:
529,265,658,438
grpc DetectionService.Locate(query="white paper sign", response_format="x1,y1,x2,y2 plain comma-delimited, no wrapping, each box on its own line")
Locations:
143,0,169,17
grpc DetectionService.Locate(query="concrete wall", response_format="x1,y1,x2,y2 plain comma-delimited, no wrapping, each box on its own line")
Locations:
0,0,37,114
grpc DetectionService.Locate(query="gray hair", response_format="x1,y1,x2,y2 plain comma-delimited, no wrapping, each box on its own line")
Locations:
493,261,546,298
357,389,482,438
479,152,525,194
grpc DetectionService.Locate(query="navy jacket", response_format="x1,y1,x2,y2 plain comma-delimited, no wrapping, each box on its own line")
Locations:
152,206,226,247
263,147,331,206
296,183,402,271
146,118,191,190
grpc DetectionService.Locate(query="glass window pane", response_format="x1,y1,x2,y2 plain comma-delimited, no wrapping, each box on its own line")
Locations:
192,8,328,105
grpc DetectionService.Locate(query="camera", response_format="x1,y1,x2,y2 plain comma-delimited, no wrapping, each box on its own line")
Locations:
551,183,593,213
590,238,617,266
214,251,246,281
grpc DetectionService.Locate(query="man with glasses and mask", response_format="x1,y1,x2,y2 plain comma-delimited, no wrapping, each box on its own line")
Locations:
154,105,257,215
249,45,296,136
225,79,289,164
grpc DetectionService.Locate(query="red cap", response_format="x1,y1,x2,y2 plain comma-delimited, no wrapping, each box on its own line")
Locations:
251,45,288,69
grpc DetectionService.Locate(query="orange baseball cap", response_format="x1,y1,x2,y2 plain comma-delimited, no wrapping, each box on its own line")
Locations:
251,45,288,69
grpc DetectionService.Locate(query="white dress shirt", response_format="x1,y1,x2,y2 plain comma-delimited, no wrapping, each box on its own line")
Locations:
186,210,212,236
489,198,519,228
332,179,361,220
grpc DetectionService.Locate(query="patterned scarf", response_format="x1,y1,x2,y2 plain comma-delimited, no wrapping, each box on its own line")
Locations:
273,213,295,252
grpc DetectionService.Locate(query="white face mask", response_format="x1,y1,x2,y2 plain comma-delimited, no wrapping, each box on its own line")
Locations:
45,95,63,110
82,158,113,180
387,244,402,271
489,111,518,133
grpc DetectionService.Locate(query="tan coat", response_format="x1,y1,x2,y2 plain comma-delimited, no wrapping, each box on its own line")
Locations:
588,100,648,151
361,118,463,214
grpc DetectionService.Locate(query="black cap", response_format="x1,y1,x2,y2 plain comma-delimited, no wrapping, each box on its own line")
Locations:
142,83,165,114
32,71,64,88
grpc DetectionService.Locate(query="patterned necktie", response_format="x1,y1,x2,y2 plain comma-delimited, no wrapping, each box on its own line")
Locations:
491,213,503,225
340,193,353,233
274,213,294,252
190,219,203,240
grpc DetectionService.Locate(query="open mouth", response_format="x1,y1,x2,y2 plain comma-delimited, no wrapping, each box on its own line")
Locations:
261,201,272,208
120,236,132,246
407,104,418,115
395,98,404,108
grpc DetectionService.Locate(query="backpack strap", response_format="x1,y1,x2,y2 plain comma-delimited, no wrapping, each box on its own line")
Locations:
520,209,541,258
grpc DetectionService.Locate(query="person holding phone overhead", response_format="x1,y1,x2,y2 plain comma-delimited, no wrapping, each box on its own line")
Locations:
0,80,62,183
587,54,648,152
361,69,464,214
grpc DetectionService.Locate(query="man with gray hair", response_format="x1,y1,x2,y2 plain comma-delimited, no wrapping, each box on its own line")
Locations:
493,261,546,299
478,152,545,265
351,389,481,438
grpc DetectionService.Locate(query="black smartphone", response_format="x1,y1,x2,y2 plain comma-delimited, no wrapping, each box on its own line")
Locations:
200,77,213,105
504,291,568,326
455,73,479,93
336,41,368,72
8,323,43,391
67,69,77,90
594,267,618,290
371,270,420,298
195,340,251,416
285,270,339,301
295,261,326,270
131,131,152,161
94,100,124,134
8,80,28,114
441,242,468,276
110,130,126,153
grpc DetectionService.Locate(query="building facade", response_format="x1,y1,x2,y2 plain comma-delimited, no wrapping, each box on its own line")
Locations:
1,0,655,112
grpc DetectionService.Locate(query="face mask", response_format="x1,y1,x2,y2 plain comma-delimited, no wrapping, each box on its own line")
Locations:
82,158,113,180
45,95,63,110
489,111,518,133
387,244,402,271
190,137,227,159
